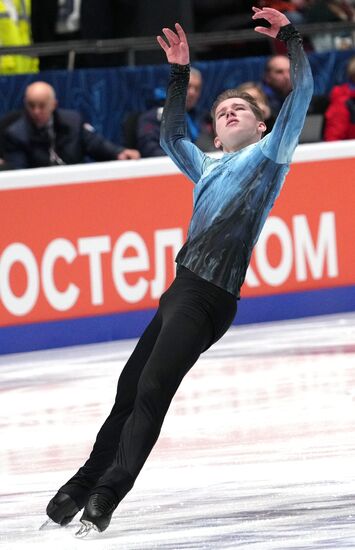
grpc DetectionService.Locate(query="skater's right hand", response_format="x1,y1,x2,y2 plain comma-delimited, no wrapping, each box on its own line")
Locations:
157,23,190,65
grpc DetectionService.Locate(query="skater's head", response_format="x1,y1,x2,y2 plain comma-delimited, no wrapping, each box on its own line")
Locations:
211,90,266,153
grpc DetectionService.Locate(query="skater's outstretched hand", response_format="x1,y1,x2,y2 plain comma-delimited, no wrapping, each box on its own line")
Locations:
157,23,190,65
252,6,290,38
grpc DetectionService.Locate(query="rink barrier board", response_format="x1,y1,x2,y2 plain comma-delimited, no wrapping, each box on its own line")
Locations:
1,285,354,355
0,141,355,354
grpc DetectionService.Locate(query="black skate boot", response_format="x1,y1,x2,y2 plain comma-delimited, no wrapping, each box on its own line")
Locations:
45,483,90,527
76,491,117,537
46,491,81,526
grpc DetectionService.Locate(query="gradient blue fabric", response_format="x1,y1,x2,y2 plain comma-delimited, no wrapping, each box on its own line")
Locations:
160,26,314,297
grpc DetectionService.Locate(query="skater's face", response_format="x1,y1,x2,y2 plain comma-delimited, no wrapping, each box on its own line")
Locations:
214,98,266,153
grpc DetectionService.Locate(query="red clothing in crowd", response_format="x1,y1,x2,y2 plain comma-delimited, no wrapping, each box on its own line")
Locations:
324,83,355,141
257,1,298,12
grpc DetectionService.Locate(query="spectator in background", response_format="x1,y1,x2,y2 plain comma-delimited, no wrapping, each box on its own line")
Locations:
32,0,81,44
56,0,81,36
305,0,355,51
260,50,328,139
193,0,255,31
260,54,292,117
306,0,355,22
257,1,308,24
260,50,328,138
324,55,355,140
79,0,125,67
193,0,271,58
32,0,194,68
0,110,22,169
79,0,194,66
234,81,276,132
116,0,194,65
3,81,140,169
0,0,38,74
137,68,215,157
31,0,122,69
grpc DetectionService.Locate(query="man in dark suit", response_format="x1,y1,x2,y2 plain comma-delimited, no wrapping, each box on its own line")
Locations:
137,67,215,157
3,81,140,169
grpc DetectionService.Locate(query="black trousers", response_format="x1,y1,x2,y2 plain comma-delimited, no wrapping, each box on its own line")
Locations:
63,267,237,505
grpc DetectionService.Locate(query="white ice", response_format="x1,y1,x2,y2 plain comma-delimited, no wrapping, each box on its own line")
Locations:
1,313,355,549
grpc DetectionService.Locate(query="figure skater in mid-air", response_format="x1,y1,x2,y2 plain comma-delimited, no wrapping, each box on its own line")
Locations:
43,6,313,537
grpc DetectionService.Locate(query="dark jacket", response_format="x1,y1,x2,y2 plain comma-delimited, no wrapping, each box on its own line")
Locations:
4,108,123,169
137,106,215,158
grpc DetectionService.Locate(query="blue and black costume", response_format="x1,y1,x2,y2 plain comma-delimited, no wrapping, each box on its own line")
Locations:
160,24,313,297
46,25,313,529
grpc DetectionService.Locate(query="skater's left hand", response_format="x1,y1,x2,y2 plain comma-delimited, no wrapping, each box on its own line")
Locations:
157,23,190,65
252,6,291,38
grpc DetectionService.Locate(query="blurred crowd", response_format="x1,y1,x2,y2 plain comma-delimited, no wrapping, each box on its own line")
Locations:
0,0,354,170
2,1,355,71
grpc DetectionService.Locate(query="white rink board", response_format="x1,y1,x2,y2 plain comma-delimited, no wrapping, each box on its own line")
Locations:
0,139,354,191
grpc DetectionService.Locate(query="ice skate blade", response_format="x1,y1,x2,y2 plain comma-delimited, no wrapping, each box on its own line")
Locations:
75,520,99,538
39,518,60,531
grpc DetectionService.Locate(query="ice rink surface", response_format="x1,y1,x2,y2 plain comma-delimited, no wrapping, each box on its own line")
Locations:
1,313,355,549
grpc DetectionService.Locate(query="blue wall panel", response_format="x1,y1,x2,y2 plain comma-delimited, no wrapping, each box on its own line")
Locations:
1,285,354,355
0,49,354,145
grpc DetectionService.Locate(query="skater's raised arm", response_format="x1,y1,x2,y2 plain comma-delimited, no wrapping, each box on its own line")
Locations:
157,24,211,184
252,7,314,164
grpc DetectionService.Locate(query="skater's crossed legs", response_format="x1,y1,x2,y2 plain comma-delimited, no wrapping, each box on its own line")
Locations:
47,268,237,529
92,301,214,503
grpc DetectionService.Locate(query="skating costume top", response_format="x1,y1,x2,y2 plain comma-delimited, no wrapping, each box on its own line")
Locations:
160,25,313,297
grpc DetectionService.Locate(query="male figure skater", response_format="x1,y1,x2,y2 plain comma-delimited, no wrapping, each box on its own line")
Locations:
44,7,313,536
